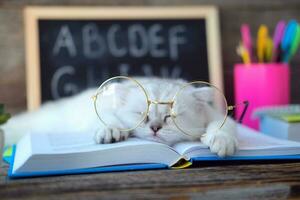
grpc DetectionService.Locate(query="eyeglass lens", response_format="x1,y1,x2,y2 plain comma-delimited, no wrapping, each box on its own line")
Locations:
94,77,228,136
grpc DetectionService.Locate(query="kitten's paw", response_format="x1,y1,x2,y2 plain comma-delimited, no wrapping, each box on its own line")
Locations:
94,128,129,144
201,131,238,157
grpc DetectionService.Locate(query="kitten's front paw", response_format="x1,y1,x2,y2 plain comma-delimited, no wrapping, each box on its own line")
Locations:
201,132,238,157
94,128,129,144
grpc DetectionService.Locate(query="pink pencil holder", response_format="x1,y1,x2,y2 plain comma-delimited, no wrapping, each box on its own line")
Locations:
234,63,290,130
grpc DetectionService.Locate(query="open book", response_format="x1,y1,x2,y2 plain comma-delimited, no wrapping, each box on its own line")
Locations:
8,125,300,178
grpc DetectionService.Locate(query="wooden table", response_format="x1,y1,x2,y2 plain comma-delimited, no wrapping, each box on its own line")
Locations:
1,162,300,200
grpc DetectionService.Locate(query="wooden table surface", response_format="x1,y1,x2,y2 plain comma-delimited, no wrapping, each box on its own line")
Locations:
1,162,300,200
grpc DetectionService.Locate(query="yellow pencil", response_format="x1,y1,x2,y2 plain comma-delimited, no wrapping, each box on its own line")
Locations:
257,25,268,62
236,43,251,64
265,37,273,62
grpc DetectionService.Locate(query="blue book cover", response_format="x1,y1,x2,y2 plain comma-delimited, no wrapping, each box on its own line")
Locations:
5,144,300,179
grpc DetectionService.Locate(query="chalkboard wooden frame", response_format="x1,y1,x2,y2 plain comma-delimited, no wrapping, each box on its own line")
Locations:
24,6,223,110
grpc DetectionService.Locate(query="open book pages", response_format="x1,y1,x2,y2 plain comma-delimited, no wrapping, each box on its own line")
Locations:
175,125,300,158
12,133,182,174
12,125,300,174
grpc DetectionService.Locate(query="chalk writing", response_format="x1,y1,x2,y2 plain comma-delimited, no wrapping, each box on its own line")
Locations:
39,19,208,102
52,26,77,57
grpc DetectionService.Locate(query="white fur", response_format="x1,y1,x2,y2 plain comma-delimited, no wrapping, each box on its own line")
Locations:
1,77,238,157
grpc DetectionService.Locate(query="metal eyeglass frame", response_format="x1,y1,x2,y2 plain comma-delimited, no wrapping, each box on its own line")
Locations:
92,76,249,137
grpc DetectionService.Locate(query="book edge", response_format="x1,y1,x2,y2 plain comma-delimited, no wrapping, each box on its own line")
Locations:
8,142,300,179
8,144,169,179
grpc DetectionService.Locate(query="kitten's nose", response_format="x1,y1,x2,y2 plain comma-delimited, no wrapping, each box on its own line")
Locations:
150,124,162,135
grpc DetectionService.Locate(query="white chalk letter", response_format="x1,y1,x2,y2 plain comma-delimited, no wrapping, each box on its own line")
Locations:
169,25,187,61
52,25,77,57
141,64,153,76
107,25,127,57
51,66,79,99
128,24,148,57
149,24,166,58
118,64,130,76
170,66,182,78
83,23,106,59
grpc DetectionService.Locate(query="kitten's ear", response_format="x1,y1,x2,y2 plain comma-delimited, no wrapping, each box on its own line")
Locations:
190,87,214,102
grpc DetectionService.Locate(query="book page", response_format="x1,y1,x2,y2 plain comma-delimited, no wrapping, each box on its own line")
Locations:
236,124,300,150
30,131,166,154
172,124,300,156
173,142,208,155
17,124,300,171
14,131,182,173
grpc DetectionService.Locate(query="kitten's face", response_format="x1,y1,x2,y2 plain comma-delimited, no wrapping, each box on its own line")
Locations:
118,78,210,146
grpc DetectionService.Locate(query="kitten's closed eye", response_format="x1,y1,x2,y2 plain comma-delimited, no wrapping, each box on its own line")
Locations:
144,115,149,123
163,115,171,123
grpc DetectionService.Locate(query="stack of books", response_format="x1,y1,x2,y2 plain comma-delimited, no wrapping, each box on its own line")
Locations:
254,105,300,142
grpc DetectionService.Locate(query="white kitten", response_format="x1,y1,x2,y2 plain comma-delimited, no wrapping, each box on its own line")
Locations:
1,77,237,157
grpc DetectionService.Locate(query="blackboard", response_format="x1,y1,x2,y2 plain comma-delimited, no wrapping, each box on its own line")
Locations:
24,6,222,110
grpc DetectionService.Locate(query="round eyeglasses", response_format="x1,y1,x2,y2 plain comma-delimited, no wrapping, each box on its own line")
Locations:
92,76,248,137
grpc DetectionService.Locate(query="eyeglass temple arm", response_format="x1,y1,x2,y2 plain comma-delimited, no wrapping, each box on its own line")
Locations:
228,101,249,123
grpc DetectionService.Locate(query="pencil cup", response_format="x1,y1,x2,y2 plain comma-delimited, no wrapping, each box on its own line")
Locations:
234,63,290,130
